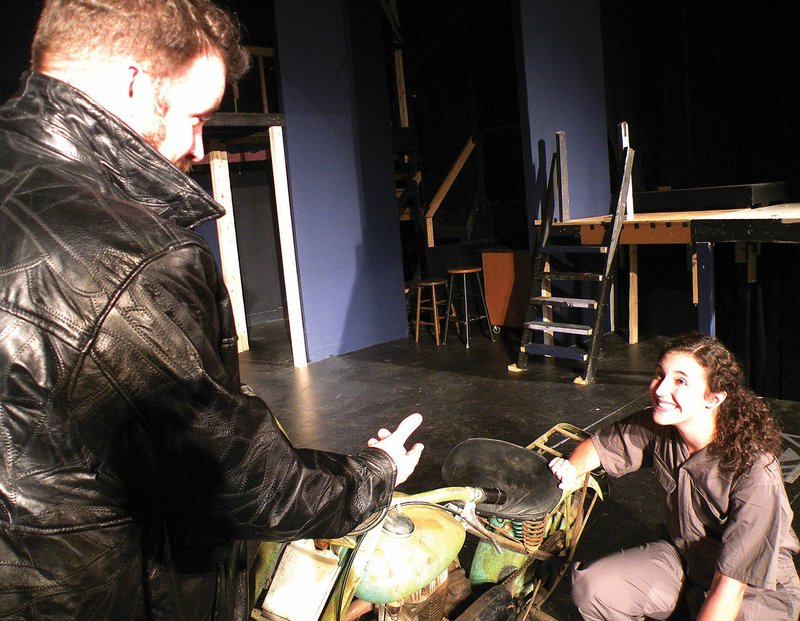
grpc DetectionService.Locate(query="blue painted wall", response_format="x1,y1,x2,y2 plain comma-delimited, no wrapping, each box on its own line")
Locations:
515,0,609,231
273,0,408,362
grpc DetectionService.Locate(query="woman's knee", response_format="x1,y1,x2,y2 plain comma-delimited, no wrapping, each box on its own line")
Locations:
570,542,684,620
571,560,611,611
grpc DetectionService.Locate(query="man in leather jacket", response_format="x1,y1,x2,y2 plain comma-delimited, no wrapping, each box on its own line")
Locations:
0,1,424,619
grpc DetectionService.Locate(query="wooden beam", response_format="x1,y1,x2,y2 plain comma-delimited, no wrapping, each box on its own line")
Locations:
542,257,553,346
269,126,308,367
618,122,634,219
209,149,249,353
205,112,284,129
245,45,276,58
257,56,269,113
555,131,570,221
628,244,639,344
425,137,475,247
394,48,409,128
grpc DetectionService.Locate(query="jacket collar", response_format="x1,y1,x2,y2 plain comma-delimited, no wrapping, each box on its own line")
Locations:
13,72,225,229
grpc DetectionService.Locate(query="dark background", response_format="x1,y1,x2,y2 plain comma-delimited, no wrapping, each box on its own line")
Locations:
2,1,799,398
6,1,800,192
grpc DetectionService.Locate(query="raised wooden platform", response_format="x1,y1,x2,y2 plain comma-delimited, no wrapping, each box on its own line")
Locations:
550,204,800,342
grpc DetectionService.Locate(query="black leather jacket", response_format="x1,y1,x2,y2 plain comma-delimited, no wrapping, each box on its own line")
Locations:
0,72,395,620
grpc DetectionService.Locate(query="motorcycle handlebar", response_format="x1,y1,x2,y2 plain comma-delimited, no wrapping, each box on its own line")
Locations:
478,487,507,505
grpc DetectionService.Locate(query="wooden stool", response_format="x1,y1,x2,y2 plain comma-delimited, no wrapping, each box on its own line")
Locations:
444,267,495,348
413,278,449,345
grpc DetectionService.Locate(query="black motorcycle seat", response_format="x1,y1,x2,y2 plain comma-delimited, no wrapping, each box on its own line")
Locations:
441,437,562,521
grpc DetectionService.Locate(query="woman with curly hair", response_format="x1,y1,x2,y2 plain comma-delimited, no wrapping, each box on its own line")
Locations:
549,333,800,620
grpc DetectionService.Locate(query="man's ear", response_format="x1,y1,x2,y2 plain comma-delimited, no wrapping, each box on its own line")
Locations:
126,63,148,100
120,62,159,133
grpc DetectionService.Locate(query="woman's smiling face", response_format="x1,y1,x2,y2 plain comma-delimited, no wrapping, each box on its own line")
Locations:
649,351,718,430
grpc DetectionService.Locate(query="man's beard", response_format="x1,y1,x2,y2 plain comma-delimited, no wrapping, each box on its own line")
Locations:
141,98,194,173
172,155,194,174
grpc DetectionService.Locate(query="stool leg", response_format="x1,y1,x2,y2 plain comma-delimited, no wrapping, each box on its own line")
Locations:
443,275,455,344
431,285,441,346
415,286,422,342
462,273,470,349
475,271,496,342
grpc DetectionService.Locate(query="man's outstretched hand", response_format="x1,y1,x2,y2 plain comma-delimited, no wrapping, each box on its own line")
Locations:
367,413,424,486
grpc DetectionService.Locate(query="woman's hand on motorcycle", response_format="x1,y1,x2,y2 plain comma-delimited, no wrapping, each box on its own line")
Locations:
549,437,601,490
367,413,424,486
549,456,582,490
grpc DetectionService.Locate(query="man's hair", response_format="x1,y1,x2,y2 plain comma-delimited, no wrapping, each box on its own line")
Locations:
31,0,250,83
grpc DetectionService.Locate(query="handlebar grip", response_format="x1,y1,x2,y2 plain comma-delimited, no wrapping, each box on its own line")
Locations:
480,487,507,505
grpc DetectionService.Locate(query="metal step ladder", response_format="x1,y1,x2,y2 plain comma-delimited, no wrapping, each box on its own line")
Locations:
513,133,634,384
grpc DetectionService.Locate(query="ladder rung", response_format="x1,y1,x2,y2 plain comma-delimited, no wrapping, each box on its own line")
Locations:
530,296,598,309
542,244,608,254
539,272,603,282
523,342,588,361
525,320,593,336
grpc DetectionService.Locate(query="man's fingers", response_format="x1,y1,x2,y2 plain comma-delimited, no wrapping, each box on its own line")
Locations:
390,413,423,441
405,443,424,469
393,441,424,485
367,415,425,486
407,442,424,457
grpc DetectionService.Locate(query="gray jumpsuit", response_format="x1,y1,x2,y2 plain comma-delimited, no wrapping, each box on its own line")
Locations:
571,409,800,620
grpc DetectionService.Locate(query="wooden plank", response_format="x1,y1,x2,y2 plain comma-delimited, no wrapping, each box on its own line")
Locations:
618,122,634,218
394,48,409,128
691,209,800,242
205,112,284,129
556,208,744,229
542,257,553,346
692,204,800,221
209,149,249,353
579,221,693,245
524,342,587,361
555,131,570,221
633,182,786,213
425,137,475,247
269,126,309,367
256,56,269,113
531,296,597,309
245,45,276,58
541,271,603,281
629,244,639,344
542,244,607,254
747,244,758,284
526,320,592,335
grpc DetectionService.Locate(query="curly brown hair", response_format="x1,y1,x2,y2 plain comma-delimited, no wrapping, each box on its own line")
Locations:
659,333,783,477
32,0,250,84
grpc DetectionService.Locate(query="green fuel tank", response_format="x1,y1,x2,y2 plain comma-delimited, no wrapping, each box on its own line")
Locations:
354,505,465,604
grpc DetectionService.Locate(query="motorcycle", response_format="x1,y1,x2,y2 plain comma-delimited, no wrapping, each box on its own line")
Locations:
250,423,604,621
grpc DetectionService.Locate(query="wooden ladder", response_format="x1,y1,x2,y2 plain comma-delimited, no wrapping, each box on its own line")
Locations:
513,136,634,384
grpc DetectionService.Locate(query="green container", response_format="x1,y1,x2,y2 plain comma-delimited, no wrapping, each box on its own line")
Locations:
468,538,527,586
354,506,465,603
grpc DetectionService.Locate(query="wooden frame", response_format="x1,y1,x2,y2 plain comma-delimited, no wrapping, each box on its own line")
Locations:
425,137,475,247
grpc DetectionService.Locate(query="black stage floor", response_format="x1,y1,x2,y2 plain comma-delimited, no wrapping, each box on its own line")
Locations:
239,321,800,621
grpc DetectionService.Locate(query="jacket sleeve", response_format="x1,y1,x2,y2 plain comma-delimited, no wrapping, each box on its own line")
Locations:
72,240,396,541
